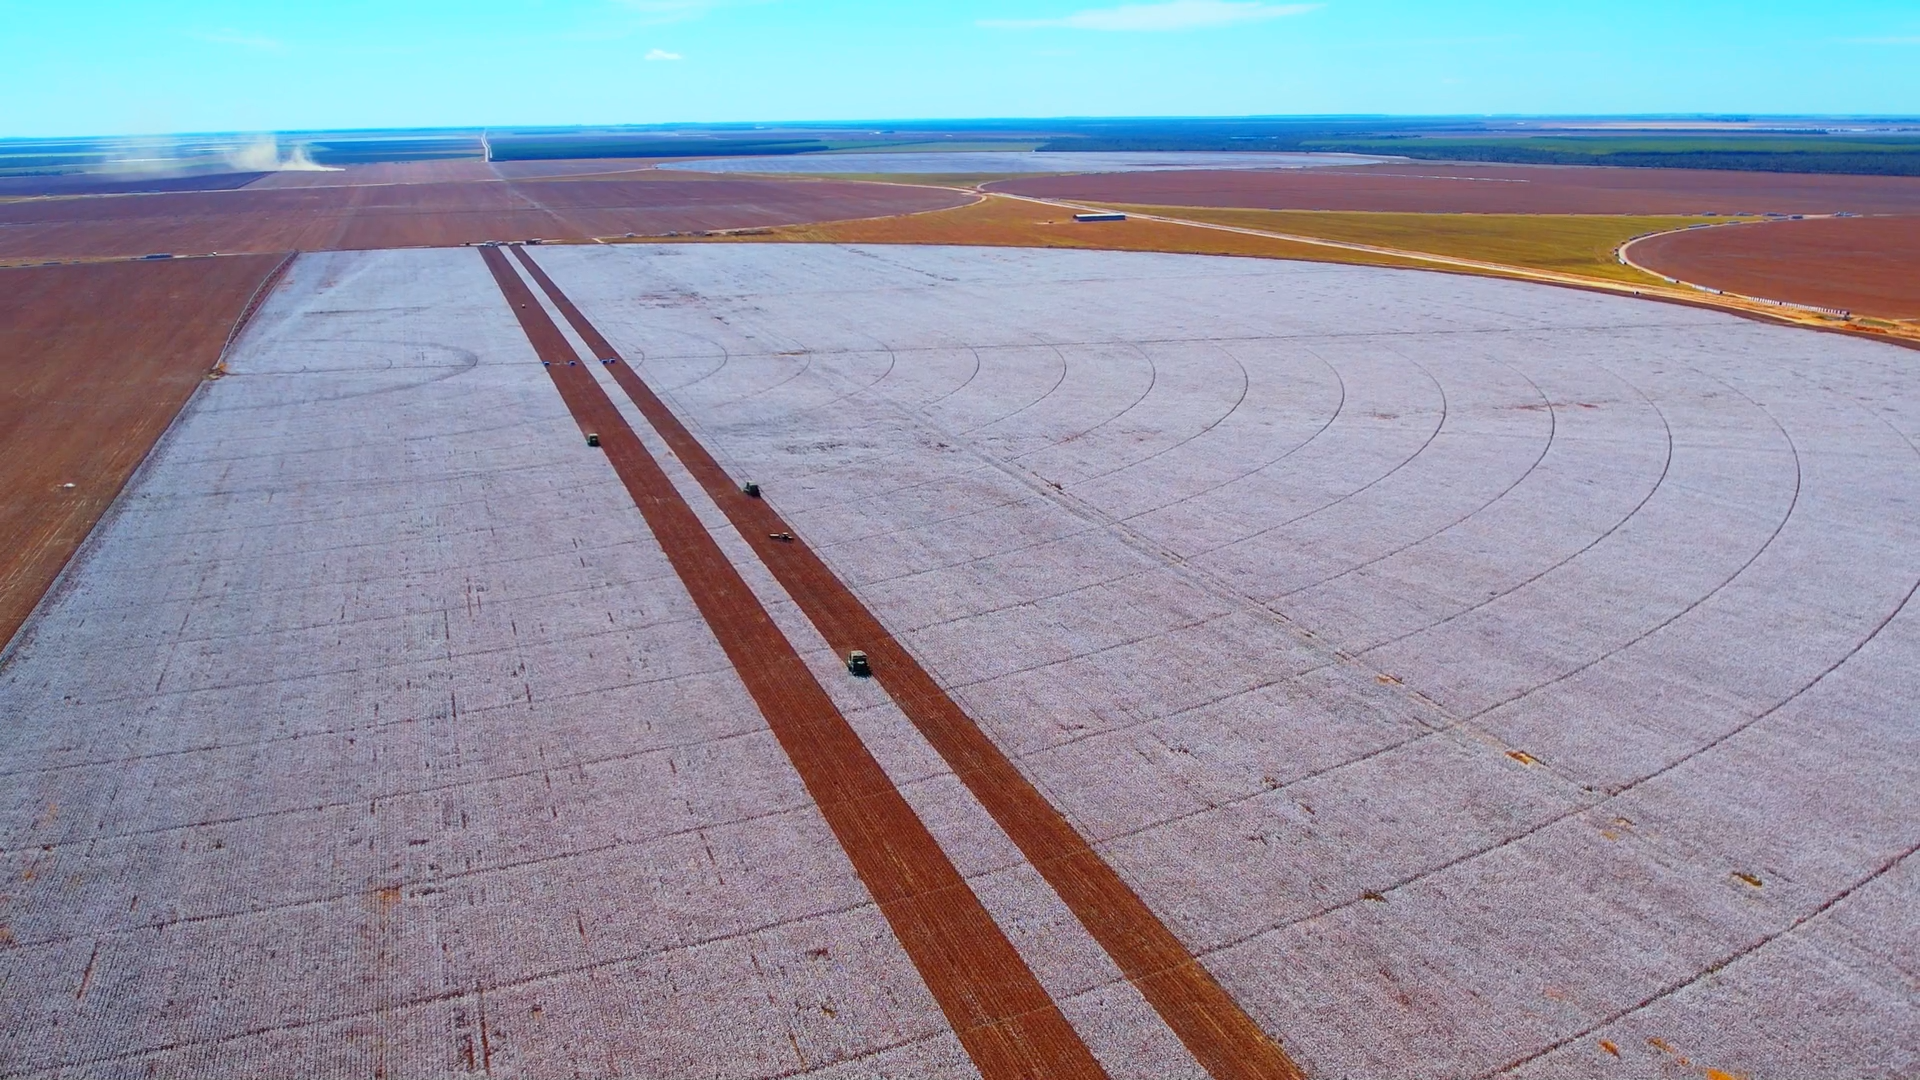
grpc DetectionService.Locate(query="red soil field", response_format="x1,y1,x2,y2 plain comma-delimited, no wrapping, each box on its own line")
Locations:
0,177,969,262
483,246,1110,1080
1630,215,1920,320
515,246,1306,1080
509,177,963,236
992,163,1920,216
0,171,267,197
242,159,501,187
0,182,559,259
489,158,682,179
0,254,286,649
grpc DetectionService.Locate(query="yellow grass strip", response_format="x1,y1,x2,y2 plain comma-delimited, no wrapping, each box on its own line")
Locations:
1099,207,1717,285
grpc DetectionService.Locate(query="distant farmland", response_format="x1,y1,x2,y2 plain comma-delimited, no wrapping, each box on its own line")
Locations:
989,162,1920,216
661,193,1438,270
4,131,1920,1079
1270,134,1920,176
683,195,1700,293
1099,207,1712,285
0,174,971,263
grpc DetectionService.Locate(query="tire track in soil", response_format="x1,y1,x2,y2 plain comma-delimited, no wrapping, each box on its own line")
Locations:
478,245,1108,1080
512,245,1305,1080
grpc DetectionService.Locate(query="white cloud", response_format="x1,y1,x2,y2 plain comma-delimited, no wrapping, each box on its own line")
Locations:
191,28,283,50
645,48,684,60
981,0,1321,31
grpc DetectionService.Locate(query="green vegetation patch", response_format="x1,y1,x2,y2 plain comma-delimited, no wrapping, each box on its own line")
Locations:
1293,135,1920,176
1035,124,1920,176
1324,135,1920,157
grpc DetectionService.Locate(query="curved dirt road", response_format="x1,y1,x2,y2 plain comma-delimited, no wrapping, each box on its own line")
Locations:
1626,214,1920,321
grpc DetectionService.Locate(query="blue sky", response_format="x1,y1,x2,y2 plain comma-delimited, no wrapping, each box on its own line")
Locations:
2,0,1916,137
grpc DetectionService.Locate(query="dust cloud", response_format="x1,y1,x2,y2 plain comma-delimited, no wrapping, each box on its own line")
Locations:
95,134,339,176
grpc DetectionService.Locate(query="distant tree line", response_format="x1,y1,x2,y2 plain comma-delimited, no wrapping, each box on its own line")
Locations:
304,138,480,165
1036,136,1920,176
488,138,831,161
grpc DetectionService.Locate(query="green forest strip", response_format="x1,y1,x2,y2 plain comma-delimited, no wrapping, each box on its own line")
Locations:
1041,134,1920,176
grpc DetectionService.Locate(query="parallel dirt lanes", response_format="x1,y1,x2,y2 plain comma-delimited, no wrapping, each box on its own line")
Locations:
0,248,996,1078
531,243,1920,1079
513,245,1306,1080
481,245,1107,1080
0,254,287,650
8,240,1914,1077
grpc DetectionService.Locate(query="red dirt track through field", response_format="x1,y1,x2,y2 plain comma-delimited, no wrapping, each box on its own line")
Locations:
479,245,1107,1080
511,246,1307,1080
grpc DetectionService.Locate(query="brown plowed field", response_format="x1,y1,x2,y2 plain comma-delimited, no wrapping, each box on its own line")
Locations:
489,158,682,179
0,171,268,197
0,177,970,262
0,254,285,649
992,163,1920,216
0,181,556,258
1630,215,1920,320
510,177,965,237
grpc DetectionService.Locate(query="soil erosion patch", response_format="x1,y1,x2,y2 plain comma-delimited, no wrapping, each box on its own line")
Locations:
0,254,285,650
